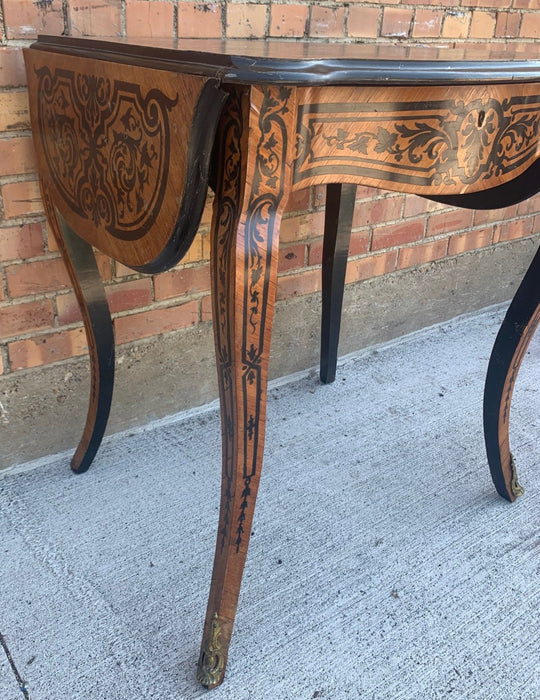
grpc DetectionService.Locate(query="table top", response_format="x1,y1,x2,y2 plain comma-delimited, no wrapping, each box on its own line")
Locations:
33,35,540,86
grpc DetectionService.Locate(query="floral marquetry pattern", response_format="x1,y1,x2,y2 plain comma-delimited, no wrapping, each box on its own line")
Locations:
294,94,540,189
211,85,295,554
211,88,247,555
237,85,293,552
35,65,177,241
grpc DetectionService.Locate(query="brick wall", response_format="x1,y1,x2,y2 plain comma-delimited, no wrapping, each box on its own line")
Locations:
1,1,540,381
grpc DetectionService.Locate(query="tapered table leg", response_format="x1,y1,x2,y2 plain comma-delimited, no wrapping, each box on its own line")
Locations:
484,246,540,501
320,183,356,384
197,85,294,688
42,184,115,473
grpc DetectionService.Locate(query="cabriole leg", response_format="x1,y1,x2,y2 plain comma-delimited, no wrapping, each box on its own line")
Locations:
320,183,356,384
484,246,540,501
42,184,114,473
197,85,294,688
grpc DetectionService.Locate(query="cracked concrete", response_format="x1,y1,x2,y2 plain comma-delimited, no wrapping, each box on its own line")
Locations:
0,632,29,699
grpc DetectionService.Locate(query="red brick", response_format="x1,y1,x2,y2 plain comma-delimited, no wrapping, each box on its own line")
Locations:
200,195,214,227
309,7,346,38
276,269,321,301
280,211,325,244
201,294,212,322
44,220,59,253
397,240,448,270
226,4,267,38
201,231,211,261
0,354,4,375
0,137,38,177
178,3,223,39
403,196,446,219
469,10,496,38
356,186,381,200
8,327,88,370
0,223,44,263
94,252,113,282
0,91,30,132
126,1,175,38
494,218,534,243
270,4,309,38
107,277,153,313
0,299,54,339
163,234,204,265
448,42,487,57
448,227,493,255
352,195,403,228
345,251,397,284
407,0,458,5
278,244,306,272
6,258,70,297
513,0,540,8
468,0,511,6
0,48,27,88
371,220,424,251
495,12,521,38
308,228,370,267
442,12,471,38
57,278,153,325
347,7,380,38
426,209,474,237
412,9,444,38
520,12,540,37
114,301,198,345
69,0,122,37
114,262,138,278
473,205,517,225
284,188,311,213
381,7,413,37
1,180,43,219
153,264,210,301
349,230,370,257
346,0,399,4
314,187,325,207
3,0,64,40
308,239,323,266
517,193,540,216
56,292,82,325
45,229,109,276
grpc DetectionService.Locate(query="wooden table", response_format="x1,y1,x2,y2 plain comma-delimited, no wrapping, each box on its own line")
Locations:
25,36,540,688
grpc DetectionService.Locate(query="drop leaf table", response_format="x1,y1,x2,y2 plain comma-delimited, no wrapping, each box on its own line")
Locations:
24,36,540,688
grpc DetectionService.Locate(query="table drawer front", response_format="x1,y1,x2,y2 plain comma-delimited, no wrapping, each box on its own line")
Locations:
294,84,540,195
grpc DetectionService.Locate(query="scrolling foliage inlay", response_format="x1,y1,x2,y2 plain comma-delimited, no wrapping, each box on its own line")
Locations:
294,95,540,187
36,65,177,241
236,85,292,552
213,86,292,553
212,88,245,555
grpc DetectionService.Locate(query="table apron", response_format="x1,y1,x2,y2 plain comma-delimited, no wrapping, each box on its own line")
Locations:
292,83,540,196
